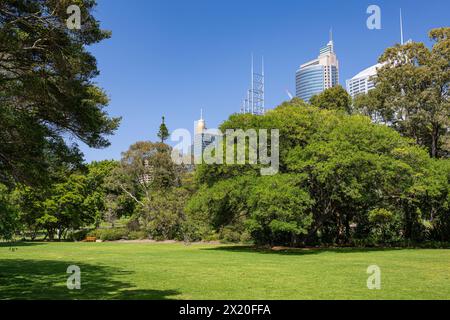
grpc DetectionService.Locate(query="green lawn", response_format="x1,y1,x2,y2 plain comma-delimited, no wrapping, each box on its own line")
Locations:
0,242,449,300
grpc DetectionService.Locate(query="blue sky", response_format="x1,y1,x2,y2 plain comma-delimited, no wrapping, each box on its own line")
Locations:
81,0,450,162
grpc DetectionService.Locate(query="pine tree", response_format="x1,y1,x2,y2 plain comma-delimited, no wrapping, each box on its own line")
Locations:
157,116,169,143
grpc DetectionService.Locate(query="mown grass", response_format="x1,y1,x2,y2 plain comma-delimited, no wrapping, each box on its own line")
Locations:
0,242,449,300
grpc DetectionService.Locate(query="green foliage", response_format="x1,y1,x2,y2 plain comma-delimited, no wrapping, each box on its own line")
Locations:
219,226,242,243
157,116,170,143
88,228,128,241
0,0,120,186
105,141,194,241
367,209,402,244
128,230,148,240
189,97,450,246
139,188,190,240
187,174,313,245
0,184,19,240
354,27,450,158
67,229,92,242
109,141,178,195
85,161,119,226
368,208,394,224
246,175,313,246
309,86,352,114
12,160,118,240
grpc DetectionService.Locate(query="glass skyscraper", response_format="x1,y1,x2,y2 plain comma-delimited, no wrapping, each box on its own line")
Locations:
295,37,339,102
193,112,219,164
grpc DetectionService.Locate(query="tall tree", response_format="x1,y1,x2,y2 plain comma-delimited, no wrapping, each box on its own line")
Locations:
189,101,447,246
157,116,169,143
0,183,18,240
106,141,191,240
12,160,118,240
356,28,450,158
0,0,120,186
309,86,353,114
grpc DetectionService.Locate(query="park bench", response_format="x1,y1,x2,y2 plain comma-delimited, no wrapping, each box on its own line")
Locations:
84,236,97,242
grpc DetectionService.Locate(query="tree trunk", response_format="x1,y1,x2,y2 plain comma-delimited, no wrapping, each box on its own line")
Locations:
31,228,37,241
431,124,440,158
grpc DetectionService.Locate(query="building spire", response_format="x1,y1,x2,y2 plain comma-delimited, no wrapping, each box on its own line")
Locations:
400,8,404,45
251,53,254,114
200,108,203,120
327,28,334,53
262,56,264,76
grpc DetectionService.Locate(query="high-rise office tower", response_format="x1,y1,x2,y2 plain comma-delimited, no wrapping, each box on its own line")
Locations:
295,32,339,102
193,110,218,163
346,9,409,99
346,63,383,99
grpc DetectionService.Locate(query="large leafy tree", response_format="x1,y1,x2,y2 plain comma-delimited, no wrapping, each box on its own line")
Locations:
189,101,449,245
0,0,120,186
245,174,313,246
106,141,192,240
0,183,18,240
109,142,179,202
11,160,117,240
309,85,352,114
84,160,118,227
355,28,450,158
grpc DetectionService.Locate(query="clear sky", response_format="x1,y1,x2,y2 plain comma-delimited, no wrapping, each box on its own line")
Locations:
81,0,450,162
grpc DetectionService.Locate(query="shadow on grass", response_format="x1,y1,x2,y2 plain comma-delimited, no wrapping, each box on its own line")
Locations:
201,245,409,256
0,259,180,300
0,242,47,248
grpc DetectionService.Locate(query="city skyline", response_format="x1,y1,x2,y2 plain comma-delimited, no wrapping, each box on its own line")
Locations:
346,8,409,99
80,0,450,163
295,32,339,102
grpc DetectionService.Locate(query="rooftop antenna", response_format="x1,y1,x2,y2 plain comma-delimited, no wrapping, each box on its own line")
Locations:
286,89,294,100
240,53,265,115
262,56,265,109
251,53,254,114
400,8,404,45
328,27,334,53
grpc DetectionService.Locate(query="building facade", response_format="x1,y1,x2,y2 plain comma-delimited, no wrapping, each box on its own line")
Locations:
295,38,339,102
193,112,219,163
346,63,383,99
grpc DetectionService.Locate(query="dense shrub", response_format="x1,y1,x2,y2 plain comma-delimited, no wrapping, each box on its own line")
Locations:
219,226,242,243
67,229,92,241
366,209,402,245
128,230,148,240
88,228,128,241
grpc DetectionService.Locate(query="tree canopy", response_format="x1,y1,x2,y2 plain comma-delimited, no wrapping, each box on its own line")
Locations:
188,100,450,246
354,27,450,158
310,85,352,114
0,0,120,186
157,116,170,143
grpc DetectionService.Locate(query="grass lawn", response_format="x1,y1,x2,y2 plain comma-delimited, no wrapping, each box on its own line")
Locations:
0,242,449,300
